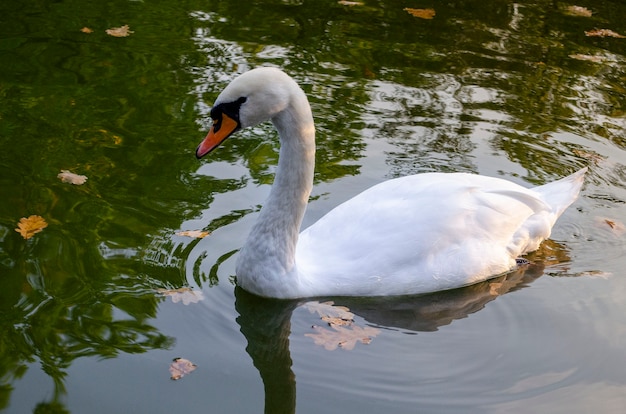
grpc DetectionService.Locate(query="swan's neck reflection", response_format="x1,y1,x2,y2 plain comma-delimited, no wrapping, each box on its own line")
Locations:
235,289,299,414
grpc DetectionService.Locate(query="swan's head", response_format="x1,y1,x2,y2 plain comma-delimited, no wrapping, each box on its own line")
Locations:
196,67,300,159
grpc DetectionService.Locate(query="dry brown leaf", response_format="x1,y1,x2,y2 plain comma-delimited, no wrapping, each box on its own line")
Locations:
404,8,436,19
80,27,94,34
585,29,626,38
106,25,134,37
564,6,593,17
604,218,625,233
305,301,354,322
175,230,211,238
169,358,197,380
569,54,606,63
593,217,625,235
579,270,612,279
15,215,48,239
321,315,353,327
157,287,205,305
305,325,380,351
58,170,88,185
572,148,605,164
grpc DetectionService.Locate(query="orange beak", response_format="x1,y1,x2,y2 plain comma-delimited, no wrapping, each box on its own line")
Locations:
196,113,239,158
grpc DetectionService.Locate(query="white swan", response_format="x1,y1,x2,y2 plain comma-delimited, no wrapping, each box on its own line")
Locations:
196,67,587,299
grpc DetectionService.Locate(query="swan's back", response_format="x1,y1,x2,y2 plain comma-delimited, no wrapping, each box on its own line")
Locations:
295,169,586,297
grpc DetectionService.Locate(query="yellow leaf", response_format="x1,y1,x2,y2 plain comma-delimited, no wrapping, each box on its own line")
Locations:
175,230,211,238
15,215,48,239
404,8,436,19
338,0,363,5
564,6,592,17
169,358,197,380
58,170,88,185
585,29,626,38
80,27,94,34
106,25,134,38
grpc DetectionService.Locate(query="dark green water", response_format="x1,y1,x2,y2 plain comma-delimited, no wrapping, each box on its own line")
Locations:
1,0,626,412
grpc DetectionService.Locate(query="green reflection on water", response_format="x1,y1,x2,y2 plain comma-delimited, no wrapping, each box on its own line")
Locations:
0,0,625,412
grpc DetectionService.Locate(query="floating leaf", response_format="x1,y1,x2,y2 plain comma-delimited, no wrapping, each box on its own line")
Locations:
175,230,211,239
404,8,436,19
305,301,354,324
80,27,94,34
579,270,612,279
303,301,379,350
564,6,592,17
569,54,606,63
106,25,134,37
157,287,205,305
594,217,625,235
572,148,605,163
58,170,88,185
305,325,380,351
15,215,48,239
169,358,197,380
584,29,626,38
321,315,353,327
338,0,363,5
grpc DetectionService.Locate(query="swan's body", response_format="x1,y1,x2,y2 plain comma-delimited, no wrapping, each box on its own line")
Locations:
196,67,586,299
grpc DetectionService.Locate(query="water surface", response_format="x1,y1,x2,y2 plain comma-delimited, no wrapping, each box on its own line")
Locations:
1,0,626,412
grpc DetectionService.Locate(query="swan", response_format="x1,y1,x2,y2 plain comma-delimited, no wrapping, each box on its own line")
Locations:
196,67,587,299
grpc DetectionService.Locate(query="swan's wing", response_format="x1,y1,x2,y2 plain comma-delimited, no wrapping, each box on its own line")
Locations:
295,173,561,295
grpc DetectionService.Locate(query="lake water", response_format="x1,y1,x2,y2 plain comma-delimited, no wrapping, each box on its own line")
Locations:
1,0,626,413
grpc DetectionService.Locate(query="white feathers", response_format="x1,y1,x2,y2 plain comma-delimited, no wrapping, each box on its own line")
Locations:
204,68,586,298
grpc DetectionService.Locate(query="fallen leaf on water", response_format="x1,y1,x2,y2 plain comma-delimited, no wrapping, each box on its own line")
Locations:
15,215,48,239
564,5,592,17
175,230,211,238
585,29,626,38
305,301,354,324
169,358,197,380
338,0,363,5
58,170,88,185
157,287,205,305
305,325,380,351
106,25,134,37
404,8,436,19
569,54,607,63
572,148,605,163
80,27,94,34
303,301,379,349
579,270,612,279
321,315,353,327
595,217,626,235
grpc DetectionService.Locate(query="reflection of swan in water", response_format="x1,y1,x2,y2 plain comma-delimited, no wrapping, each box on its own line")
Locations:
234,263,545,413
235,289,298,414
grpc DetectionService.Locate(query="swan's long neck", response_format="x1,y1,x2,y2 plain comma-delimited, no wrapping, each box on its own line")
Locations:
236,90,315,296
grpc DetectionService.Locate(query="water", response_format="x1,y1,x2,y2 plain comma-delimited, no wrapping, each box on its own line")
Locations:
1,0,626,412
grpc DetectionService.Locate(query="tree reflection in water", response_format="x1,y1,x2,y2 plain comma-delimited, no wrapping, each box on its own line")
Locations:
0,237,175,411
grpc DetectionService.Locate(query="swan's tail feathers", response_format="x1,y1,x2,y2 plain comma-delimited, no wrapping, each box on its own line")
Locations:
534,167,587,218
